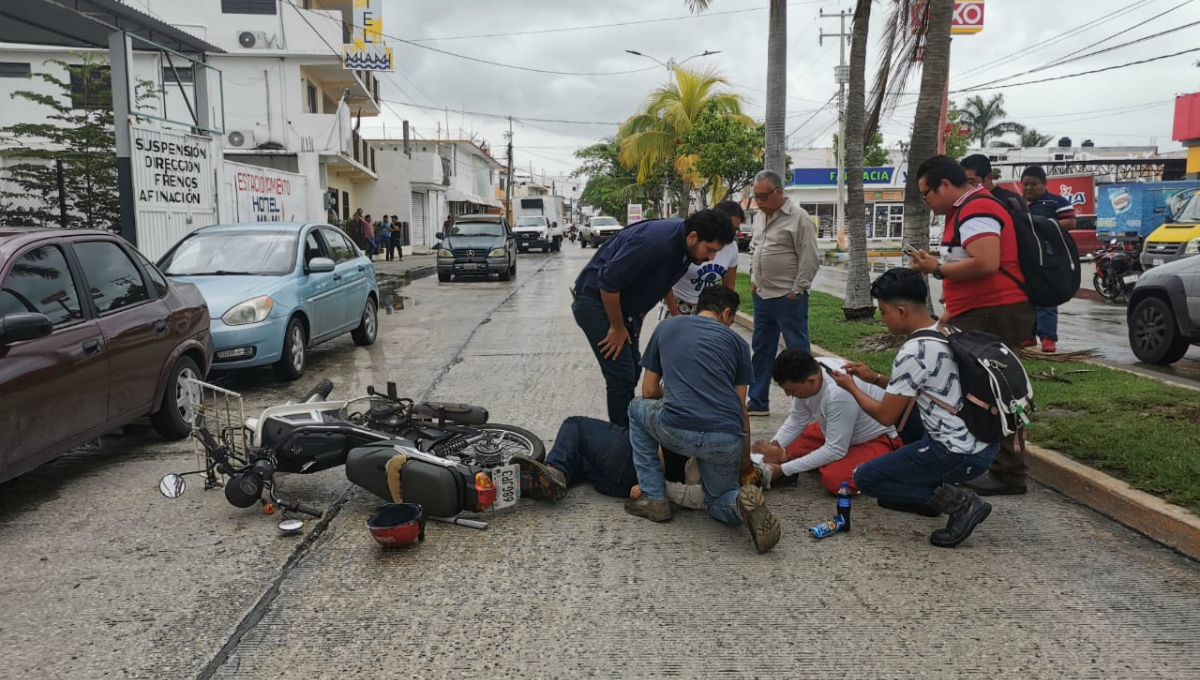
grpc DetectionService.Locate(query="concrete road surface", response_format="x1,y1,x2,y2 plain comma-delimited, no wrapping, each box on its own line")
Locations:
2,245,1199,679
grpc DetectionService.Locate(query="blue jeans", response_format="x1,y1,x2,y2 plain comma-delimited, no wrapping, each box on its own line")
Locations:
749,292,811,411
1034,306,1058,341
853,434,999,506
572,295,642,427
627,397,744,526
544,416,639,498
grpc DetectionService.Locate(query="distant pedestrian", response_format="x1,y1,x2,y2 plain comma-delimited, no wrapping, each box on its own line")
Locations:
349,208,366,246
362,214,376,259
961,154,1026,213
571,208,735,427
746,169,821,417
907,154,1033,497
390,215,403,261
1021,165,1077,354
378,216,393,261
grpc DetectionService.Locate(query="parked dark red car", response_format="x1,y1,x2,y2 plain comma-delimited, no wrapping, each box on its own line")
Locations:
0,228,212,484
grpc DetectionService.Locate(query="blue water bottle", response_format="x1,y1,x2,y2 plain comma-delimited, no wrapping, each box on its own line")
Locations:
836,481,852,532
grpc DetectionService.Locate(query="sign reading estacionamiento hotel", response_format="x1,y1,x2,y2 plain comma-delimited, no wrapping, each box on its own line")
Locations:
131,126,213,207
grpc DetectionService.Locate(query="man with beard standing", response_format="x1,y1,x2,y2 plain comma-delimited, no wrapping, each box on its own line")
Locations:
572,209,736,427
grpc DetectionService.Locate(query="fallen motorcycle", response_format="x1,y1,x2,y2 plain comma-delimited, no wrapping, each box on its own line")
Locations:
158,379,545,532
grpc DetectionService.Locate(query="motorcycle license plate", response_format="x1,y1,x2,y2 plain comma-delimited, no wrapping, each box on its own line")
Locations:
1153,259,1164,267
1123,274,1139,284
491,464,520,510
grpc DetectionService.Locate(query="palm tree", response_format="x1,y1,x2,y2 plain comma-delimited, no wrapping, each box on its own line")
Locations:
617,67,750,212
1019,128,1054,147
843,0,875,320
686,0,787,177
959,94,1024,147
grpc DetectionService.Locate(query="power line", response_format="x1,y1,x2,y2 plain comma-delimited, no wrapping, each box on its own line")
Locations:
953,47,1200,93
787,92,837,139
378,97,620,126
405,0,834,42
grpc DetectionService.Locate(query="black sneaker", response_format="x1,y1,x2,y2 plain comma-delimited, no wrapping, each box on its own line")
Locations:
512,455,568,503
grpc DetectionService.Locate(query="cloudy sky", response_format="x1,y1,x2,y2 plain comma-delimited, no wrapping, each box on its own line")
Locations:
360,0,1200,180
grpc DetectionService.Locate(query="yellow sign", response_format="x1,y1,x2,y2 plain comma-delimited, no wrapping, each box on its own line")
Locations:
1188,146,1200,174
343,0,393,71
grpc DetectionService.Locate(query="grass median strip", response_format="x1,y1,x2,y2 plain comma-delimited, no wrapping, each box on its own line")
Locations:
735,273,1200,515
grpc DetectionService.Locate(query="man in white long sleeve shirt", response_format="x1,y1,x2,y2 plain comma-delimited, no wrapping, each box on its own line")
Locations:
753,350,902,495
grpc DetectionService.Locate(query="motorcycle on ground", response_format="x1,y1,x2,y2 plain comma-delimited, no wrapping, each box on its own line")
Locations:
1092,238,1143,302
158,379,545,532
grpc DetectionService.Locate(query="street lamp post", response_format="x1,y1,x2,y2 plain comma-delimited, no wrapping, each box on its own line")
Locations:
624,49,721,72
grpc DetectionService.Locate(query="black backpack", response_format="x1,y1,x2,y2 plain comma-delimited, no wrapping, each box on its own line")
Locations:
903,326,1034,445
949,193,1081,307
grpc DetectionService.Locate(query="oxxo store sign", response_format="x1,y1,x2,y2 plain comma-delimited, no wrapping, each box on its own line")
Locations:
130,125,215,259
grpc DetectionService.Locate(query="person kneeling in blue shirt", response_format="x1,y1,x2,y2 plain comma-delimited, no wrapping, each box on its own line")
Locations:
624,286,781,554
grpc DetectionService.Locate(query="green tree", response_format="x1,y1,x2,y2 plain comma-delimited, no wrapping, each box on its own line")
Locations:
0,53,120,230
687,0,787,177
680,102,765,205
617,66,750,212
944,104,971,159
573,139,666,220
1017,127,1054,147
833,131,891,167
959,93,1024,148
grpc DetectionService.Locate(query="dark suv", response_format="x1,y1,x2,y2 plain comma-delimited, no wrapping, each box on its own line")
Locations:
436,215,517,282
1127,254,1200,365
0,228,213,483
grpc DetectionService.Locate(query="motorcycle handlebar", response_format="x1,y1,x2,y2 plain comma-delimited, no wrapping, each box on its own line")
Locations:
279,499,323,518
301,379,335,404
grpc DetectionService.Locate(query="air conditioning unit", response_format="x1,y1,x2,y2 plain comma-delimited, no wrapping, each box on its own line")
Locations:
236,30,272,49
226,130,253,148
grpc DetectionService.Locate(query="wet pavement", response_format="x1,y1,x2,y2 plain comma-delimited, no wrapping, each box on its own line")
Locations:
2,245,1200,678
740,251,1200,389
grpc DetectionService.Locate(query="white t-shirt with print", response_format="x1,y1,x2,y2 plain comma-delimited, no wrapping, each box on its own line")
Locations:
671,242,740,304
886,324,986,455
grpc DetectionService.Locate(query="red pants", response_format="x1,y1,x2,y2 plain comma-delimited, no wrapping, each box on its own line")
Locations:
785,422,900,495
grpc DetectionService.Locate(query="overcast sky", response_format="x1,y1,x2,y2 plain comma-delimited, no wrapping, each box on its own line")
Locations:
361,0,1200,180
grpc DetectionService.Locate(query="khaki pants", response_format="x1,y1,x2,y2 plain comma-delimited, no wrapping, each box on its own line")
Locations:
946,301,1036,485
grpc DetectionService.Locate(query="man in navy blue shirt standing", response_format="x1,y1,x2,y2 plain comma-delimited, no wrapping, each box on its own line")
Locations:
572,208,735,427
1021,165,1077,354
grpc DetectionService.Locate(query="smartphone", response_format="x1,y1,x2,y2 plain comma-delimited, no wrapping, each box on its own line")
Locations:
902,243,920,258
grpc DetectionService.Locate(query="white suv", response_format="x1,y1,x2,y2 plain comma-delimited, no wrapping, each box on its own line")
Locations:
582,216,622,249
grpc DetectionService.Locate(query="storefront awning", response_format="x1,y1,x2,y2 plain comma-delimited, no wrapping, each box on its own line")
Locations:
447,189,503,209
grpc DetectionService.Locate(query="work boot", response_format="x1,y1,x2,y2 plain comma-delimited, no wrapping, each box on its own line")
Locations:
512,455,567,503
877,499,941,518
928,484,992,548
737,484,781,553
625,497,672,522
964,472,1027,496
1041,338,1058,353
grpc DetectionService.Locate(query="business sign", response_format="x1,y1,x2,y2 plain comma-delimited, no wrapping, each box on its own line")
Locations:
627,203,643,224
130,124,216,259
789,167,899,186
228,162,309,223
912,0,985,35
996,173,1096,217
343,0,393,71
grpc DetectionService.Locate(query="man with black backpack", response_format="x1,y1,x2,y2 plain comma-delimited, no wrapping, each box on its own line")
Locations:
829,268,1012,548
908,155,1036,496
1021,165,1078,354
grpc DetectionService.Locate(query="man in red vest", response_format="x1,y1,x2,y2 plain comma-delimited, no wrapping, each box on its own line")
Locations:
907,155,1035,497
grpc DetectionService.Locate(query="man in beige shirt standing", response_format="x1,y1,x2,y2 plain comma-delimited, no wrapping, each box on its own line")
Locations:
747,169,821,416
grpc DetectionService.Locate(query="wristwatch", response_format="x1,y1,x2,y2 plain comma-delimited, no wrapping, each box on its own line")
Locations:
931,264,944,280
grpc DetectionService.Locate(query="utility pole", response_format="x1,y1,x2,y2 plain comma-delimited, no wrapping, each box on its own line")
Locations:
504,116,514,223
821,8,852,251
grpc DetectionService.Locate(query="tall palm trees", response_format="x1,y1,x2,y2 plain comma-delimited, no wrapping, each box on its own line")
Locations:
843,0,875,318
959,94,1024,147
617,67,751,213
686,0,787,177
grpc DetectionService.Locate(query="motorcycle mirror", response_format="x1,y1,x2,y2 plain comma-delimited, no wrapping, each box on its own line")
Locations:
1109,238,1119,245
159,474,187,499
278,518,305,534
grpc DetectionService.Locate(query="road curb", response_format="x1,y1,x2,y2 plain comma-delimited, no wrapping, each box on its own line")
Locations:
733,309,1200,562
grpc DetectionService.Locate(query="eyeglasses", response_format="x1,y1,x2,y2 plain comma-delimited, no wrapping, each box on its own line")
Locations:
752,187,780,201
966,177,982,187
920,185,936,199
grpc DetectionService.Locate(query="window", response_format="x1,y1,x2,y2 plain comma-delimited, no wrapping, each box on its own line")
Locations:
0,246,83,325
73,241,149,314
320,228,355,263
307,81,319,114
0,62,31,78
303,231,326,264
162,66,194,85
134,252,170,298
341,191,350,221
70,66,112,110
221,0,276,14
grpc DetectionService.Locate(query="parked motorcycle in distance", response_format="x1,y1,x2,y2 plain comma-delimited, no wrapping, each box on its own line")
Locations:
1093,238,1144,302
158,379,545,532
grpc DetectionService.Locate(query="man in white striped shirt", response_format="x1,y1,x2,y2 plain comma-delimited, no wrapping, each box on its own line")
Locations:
753,350,902,494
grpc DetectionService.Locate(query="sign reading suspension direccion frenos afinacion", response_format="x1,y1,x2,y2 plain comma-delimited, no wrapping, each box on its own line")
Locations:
131,126,214,208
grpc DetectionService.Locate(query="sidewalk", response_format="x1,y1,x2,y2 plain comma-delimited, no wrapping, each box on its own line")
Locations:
369,249,437,281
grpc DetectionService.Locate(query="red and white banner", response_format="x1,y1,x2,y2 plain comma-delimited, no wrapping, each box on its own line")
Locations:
997,173,1096,217
912,0,985,35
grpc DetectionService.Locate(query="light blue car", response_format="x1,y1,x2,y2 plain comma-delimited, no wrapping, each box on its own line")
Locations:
159,222,379,381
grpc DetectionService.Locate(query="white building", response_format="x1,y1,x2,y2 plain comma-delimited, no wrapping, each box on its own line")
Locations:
0,0,380,231
783,147,909,240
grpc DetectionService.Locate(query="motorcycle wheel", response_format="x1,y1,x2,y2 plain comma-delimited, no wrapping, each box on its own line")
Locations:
1093,273,1118,301
469,423,546,464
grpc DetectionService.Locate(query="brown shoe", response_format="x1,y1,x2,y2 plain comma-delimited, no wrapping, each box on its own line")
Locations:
624,497,672,522
512,455,568,503
737,484,781,553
